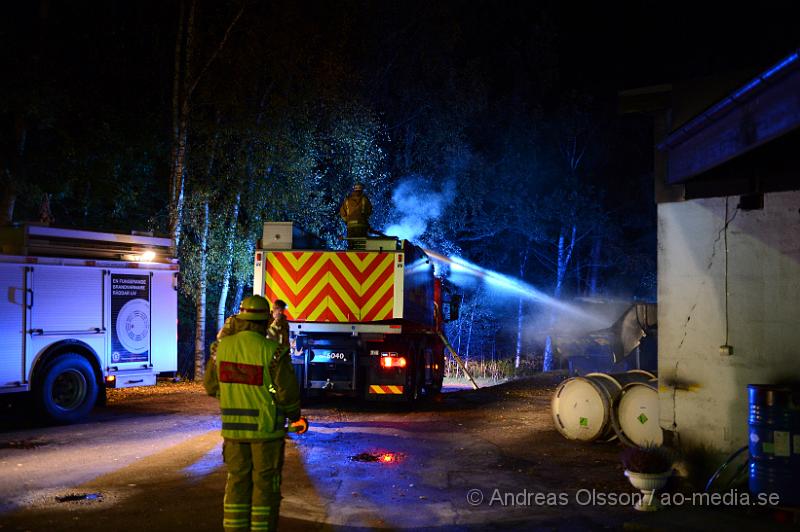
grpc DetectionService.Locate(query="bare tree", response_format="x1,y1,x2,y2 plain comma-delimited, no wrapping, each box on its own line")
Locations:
168,0,245,251
193,196,210,381
215,191,240,331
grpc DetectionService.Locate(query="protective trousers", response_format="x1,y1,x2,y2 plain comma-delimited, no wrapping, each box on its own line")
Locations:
222,439,285,531
346,222,368,239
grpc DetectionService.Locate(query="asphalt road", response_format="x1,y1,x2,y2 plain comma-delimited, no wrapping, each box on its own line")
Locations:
1,378,782,531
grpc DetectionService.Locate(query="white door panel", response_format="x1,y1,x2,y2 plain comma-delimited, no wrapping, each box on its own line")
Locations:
150,271,177,372
0,264,27,386
30,266,104,332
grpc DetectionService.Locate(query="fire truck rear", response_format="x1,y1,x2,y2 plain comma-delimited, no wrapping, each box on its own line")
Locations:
253,223,455,401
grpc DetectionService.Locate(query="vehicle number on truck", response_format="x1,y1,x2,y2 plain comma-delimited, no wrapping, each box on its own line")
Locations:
329,352,347,361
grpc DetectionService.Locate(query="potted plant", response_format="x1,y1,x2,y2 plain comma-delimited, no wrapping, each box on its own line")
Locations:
621,445,674,511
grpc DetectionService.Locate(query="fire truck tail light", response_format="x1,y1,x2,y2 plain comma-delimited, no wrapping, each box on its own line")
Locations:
380,356,406,369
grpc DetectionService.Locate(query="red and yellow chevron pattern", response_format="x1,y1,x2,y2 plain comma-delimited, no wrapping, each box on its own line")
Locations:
264,251,397,322
368,385,404,395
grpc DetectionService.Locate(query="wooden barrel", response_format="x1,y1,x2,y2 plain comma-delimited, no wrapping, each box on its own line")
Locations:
612,378,663,447
552,370,655,442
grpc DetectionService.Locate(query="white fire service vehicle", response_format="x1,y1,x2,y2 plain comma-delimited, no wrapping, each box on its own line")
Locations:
0,224,178,422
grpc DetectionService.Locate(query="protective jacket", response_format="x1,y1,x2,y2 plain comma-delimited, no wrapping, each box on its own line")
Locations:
339,192,373,227
204,330,301,440
267,315,290,347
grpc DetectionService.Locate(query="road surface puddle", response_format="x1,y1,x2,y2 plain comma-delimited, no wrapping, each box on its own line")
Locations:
350,451,405,463
55,492,103,503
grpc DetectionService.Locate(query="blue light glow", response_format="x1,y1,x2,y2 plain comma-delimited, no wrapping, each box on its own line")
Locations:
405,257,432,276
425,249,605,326
762,52,799,80
181,442,223,481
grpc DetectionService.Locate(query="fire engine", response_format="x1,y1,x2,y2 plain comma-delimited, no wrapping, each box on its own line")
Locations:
0,224,178,422
253,223,458,401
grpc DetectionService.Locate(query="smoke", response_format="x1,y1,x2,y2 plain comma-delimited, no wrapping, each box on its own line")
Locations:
383,177,455,242
521,298,630,339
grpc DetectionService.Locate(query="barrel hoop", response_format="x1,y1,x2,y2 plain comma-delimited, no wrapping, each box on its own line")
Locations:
626,369,656,379
585,372,623,391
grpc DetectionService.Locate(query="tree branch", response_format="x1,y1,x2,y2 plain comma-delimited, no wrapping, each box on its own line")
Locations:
183,2,246,111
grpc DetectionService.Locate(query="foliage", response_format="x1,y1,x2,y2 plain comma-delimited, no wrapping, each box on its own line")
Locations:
621,445,675,474
2,2,659,378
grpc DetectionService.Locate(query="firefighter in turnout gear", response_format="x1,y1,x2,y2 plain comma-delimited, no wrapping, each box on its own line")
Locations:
204,295,307,532
267,299,290,348
339,182,372,240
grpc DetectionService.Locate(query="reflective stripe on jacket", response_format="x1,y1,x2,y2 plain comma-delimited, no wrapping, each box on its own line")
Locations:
339,193,372,225
216,330,285,441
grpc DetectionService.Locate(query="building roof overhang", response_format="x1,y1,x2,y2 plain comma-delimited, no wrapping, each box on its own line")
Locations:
658,50,800,185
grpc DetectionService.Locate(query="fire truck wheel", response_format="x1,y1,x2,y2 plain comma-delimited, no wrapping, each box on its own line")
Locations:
412,352,424,402
404,344,421,402
429,375,443,396
36,354,99,424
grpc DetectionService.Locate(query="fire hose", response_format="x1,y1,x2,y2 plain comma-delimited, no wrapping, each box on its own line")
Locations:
438,332,479,390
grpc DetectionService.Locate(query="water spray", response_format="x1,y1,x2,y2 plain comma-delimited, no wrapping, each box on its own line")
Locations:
424,249,605,327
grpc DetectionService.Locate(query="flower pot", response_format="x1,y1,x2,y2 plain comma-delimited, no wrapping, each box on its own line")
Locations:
624,469,671,511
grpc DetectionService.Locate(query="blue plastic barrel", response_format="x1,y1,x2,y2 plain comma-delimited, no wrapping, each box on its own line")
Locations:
748,384,800,506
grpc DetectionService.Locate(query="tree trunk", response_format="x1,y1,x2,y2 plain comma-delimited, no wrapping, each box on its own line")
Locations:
554,224,576,299
1,172,19,227
1,117,28,226
465,294,476,361
169,1,189,252
216,192,241,331
514,247,528,369
589,236,602,296
193,198,210,381
543,336,554,372
169,1,243,252
0,175,16,226
544,224,577,371
169,121,189,251
231,276,245,315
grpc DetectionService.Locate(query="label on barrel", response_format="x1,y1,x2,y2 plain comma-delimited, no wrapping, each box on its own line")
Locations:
774,431,791,457
637,413,648,425
579,417,588,427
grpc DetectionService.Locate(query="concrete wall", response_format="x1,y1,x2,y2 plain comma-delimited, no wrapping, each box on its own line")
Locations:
657,190,800,453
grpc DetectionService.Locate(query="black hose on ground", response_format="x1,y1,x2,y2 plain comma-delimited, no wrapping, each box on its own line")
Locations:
705,445,749,493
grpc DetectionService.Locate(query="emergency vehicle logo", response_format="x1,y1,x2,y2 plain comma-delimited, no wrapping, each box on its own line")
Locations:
115,298,150,354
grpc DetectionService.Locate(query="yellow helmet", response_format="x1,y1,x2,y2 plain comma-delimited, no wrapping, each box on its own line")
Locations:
238,295,270,321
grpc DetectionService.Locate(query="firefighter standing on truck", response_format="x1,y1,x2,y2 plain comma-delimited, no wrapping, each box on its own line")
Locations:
339,182,372,240
204,295,308,532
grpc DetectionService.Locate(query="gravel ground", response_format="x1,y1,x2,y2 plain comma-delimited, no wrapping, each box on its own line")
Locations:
1,376,789,531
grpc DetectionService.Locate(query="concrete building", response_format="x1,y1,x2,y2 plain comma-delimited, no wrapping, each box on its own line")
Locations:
626,50,800,457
